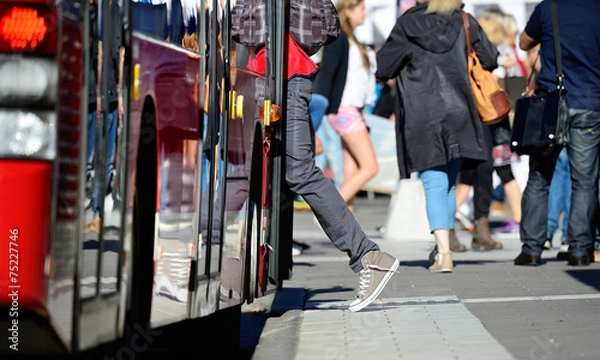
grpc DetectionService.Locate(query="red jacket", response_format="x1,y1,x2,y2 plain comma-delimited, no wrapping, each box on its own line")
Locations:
247,34,319,80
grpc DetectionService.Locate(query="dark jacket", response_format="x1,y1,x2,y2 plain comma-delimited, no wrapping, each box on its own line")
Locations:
313,33,349,115
99,0,122,107
375,4,499,179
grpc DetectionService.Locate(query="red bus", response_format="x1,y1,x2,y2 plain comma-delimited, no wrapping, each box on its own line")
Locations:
0,0,292,357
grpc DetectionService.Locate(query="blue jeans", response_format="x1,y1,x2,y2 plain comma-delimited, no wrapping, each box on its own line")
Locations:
309,93,328,132
547,147,571,243
566,108,600,256
420,158,463,232
92,108,118,215
315,116,343,189
521,108,600,257
86,110,97,177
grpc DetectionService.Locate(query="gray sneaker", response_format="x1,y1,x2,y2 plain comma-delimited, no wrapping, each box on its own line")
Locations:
349,250,400,312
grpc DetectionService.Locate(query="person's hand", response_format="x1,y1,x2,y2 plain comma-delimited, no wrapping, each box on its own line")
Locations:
503,56,517,68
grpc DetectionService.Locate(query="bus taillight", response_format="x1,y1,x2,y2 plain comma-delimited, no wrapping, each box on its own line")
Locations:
0,4,57,55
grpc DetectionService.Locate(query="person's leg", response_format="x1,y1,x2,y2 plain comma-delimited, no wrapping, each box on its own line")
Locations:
519,146,561,257
421,158,463,272
420,158,463,254
547,147,569,242
496,164,522,223
566,109,600,260
455,183,472,210
86,110,97,178
105,108,118,191
472,158,493,221
471,155,503,249
308,93,328,132
317,116,344,189
455,167,474,231
286,77,398,312
285,77,379,272
561,148,572,244
341,146,357,210
339,129,378,207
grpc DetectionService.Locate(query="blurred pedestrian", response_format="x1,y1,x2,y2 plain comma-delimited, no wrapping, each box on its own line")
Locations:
376,0,498,273
490,12,525,235
84,0,123,233
452,11,507,251
314,0,379,212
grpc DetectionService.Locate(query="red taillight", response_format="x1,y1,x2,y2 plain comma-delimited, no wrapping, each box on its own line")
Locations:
0,3,56,55
1,7,47,49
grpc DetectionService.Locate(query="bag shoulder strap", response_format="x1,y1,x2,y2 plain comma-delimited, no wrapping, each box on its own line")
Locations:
551,0,564,87
461,11,473,54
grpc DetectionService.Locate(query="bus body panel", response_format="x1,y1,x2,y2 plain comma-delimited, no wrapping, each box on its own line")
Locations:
0,161,52,314
130,33,201,328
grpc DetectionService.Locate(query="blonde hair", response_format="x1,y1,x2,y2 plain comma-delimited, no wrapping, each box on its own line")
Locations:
336,0,370,70
501,13,519,38
476,12,505,47
425,0,462,15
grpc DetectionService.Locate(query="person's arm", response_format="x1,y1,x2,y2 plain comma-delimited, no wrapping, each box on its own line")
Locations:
520,3,542,51
519,31,539,51
375,19,409,81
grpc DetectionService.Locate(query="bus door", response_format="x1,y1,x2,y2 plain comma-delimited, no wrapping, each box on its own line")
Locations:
266,0,293,296
76,0,129,350
125,0,203,330
215,0,290,307
190,0,228,317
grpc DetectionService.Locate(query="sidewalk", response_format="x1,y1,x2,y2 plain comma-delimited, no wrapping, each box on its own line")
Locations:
251,196,600,360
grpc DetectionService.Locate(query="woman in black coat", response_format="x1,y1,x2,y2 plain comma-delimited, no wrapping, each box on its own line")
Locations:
376,0,499,273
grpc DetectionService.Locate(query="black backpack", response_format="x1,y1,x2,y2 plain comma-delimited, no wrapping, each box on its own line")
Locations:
231,0,340,56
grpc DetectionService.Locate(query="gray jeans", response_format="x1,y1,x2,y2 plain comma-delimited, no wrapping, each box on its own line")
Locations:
285,77,379,272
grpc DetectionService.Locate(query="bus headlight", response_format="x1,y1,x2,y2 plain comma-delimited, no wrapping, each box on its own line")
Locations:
0,110,55,159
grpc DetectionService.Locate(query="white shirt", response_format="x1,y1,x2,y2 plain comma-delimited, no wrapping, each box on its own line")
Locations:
340,43,377,108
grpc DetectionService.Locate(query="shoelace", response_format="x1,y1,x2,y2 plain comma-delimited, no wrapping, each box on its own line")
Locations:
356,268,371,298
356,264,400,298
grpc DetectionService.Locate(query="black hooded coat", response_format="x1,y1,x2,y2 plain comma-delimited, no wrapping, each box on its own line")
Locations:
376,3,499,179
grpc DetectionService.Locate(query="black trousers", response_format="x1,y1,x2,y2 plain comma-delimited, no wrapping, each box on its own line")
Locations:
458,126,494,220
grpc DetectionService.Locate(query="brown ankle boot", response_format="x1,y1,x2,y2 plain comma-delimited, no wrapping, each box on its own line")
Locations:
472,217,503,250
449,229,467,252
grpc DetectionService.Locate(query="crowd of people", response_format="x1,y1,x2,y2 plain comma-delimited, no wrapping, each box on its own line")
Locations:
234,0,600,312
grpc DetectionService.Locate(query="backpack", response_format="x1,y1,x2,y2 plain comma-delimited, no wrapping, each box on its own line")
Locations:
231,0,340,56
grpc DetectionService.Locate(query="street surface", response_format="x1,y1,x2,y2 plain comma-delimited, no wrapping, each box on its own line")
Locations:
243,195,600,360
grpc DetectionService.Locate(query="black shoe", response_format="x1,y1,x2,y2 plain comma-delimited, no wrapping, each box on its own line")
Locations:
568,254,591,266
556,251,569,261
514,252,541,266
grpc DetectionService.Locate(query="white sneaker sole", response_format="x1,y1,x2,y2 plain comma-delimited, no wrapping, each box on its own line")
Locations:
348,258,400,313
